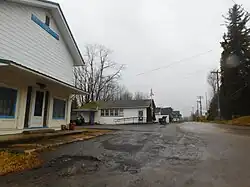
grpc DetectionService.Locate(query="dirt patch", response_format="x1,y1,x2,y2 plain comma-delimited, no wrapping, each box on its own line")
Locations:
0,151,42,176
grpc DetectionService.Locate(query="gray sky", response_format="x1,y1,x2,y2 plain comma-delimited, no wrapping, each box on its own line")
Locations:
55,0,249,116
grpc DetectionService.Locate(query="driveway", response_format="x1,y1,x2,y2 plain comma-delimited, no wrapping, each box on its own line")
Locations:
1,123,250,187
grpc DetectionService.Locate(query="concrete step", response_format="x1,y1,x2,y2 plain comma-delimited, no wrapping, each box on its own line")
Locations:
23,128,55,134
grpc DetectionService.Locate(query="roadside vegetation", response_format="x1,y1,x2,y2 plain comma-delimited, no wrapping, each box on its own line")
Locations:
206,4,250,121
0,151,42,176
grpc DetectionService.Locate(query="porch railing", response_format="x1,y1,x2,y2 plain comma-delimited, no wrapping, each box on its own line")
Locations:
114,117,146,124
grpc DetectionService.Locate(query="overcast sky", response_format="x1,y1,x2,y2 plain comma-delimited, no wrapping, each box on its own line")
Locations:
54,0,249,116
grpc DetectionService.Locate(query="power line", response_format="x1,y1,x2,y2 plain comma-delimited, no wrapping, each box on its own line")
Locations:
136,50,213,76
231,0,237,4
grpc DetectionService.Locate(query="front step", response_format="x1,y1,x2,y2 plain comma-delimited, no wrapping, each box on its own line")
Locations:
23,128,55,134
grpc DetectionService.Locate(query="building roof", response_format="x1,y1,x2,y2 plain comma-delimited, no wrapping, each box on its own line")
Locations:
100,99,155,109
7,0,84,66
161,107,173,115
0,59,87,94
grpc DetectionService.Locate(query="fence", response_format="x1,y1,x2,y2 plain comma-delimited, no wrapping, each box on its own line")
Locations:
114,117,147,125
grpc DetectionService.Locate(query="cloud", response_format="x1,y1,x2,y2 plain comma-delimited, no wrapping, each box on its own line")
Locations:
55,0,249,115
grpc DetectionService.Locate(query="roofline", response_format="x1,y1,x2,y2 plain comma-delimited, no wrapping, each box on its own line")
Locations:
7,0,85,65
100,106,151,109
72,109,98,112
0,59,88,94
56,2,85,65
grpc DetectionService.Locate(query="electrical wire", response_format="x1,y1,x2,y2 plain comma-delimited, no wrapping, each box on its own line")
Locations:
136,50,213,76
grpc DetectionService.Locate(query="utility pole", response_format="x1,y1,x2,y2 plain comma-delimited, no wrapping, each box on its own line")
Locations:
211,70,221,119
197,96,203,117
205,92,208,111
150,88,154,121
196,100,200,117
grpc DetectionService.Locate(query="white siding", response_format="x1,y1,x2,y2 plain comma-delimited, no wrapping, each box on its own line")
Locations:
0,2,75,85
98,108,147,125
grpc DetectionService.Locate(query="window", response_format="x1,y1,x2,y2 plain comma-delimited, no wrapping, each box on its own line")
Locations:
101,109,104,116
110,109,114,116
0,87,17,118
105,109,109,116
45,15,50,26
115,109,119,116
119,109,124,116
138,110,143,117
53,98,66,119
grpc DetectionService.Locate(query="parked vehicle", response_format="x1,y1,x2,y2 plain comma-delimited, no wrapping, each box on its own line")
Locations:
75,115,85,126
159,116,167,125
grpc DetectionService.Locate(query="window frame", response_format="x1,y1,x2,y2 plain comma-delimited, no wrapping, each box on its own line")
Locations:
114,109,119,116
52,98,66,120
0,86,18,119
105,109,109,116
110,109,114,116
101,109,104,116
45,15,50,26
119,109,124,117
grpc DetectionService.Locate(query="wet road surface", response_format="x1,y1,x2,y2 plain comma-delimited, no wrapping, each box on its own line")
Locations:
1,122,250,187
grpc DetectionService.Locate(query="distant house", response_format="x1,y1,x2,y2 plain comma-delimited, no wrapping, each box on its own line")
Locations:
0,0,86,135
172,111,182,122
155,107,173,123
72,99,156,125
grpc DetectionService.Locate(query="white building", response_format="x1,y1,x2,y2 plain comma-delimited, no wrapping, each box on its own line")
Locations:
72,100,156,125
0,0,85,135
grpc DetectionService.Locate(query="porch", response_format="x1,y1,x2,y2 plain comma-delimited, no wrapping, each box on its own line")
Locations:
0,60,85,135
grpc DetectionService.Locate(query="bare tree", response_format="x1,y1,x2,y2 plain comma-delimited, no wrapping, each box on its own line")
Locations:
116,86,133,100
74,44,124,105
133,91,149,100
207,69,217,97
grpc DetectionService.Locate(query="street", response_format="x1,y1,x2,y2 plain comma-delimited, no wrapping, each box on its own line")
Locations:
1,123,250,187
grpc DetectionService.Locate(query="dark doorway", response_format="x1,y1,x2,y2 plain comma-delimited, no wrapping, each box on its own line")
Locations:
89,112,95,125
43,91,49,127
24,86,32,128
147,107,152,123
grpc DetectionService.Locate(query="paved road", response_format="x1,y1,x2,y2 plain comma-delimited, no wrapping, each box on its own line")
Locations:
1,122,250,187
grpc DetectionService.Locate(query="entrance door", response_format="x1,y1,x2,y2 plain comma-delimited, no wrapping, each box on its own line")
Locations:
138,110,144,122
29,90,45,128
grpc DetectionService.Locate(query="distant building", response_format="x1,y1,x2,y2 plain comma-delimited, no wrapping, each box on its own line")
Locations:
72,99,156,125
155,107,173,123
172,111,182,122
155,107,182,123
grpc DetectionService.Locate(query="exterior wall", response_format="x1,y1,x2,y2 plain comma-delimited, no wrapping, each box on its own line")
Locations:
0,2,75,85
97,108,147,125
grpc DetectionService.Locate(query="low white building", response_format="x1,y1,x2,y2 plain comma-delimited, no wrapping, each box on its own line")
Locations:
72,100,156,125
0,0,85,135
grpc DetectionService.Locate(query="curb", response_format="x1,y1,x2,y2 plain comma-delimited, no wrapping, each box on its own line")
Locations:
81,127,121,131
23,133,110,154
0,130,85,146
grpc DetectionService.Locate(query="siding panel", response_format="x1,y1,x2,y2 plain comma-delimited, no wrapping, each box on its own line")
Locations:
0,2,74,85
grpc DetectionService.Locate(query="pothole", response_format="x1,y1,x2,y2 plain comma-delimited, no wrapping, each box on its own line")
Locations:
45,155,101,176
